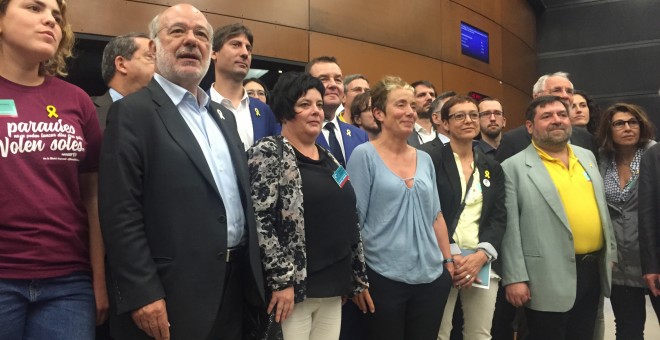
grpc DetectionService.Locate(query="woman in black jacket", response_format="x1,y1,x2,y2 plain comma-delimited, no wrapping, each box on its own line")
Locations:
420,95,506,339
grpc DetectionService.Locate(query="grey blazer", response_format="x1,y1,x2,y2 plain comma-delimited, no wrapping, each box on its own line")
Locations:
501,144,616,312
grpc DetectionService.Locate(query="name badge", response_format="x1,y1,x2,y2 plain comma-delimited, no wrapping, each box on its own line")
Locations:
332,165,350,188
0,99,18,117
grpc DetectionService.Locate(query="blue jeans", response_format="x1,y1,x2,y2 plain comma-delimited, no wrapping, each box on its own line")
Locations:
0,272,95,339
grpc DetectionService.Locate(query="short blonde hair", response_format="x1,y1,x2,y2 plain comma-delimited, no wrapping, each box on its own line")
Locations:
0,0,75,76
371,76,414,113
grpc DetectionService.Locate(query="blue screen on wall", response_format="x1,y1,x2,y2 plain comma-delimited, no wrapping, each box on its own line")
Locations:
461,22,489,63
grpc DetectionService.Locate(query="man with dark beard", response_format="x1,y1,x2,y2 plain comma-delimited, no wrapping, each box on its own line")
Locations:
499,95,615,340
476,98,506,159
408,80,437,146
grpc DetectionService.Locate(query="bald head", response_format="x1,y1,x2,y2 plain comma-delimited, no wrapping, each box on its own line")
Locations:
148,4,213,93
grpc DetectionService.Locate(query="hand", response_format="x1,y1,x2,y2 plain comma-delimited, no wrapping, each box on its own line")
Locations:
351,289,375,314
644,274,660,297
131,299,170,340
93,280,109,325
454,252,488,289
505,282,531,307
268,286,295,323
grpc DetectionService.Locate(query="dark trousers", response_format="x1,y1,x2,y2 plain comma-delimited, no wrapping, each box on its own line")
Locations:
449,296,464,340
339,299,367,340
525,256,600,340
491,280,528,340
609,284,660,340
653,291,660,324
207,249,245,340
365,267,451,340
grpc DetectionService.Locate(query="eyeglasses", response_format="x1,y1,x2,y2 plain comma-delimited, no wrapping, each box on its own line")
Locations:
611,118,640,130
479,110,504,118
448,111,479,122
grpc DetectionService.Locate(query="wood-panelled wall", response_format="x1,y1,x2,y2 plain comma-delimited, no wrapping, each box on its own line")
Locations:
69,0,536,128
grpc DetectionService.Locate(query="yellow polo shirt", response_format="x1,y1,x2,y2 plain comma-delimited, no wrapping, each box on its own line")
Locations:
533,142,603,254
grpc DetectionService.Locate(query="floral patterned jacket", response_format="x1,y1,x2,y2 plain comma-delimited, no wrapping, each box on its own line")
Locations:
247,135,368,303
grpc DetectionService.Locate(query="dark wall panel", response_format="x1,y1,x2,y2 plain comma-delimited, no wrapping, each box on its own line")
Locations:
536,0,660,124
537,1,660,53
540,46,660,97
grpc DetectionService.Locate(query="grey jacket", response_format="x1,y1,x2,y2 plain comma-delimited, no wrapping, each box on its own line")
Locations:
599,140,656,287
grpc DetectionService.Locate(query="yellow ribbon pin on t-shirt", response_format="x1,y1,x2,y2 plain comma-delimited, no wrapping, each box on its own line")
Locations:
46,105,58,119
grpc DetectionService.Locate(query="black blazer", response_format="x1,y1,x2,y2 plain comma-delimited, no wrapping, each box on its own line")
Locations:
638,143,660,275
99,79,265,339
419,140,507,273
495,125,598,163
92,91,113,130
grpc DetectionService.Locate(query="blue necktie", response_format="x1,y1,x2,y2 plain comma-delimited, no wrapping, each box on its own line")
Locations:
324,122,346,167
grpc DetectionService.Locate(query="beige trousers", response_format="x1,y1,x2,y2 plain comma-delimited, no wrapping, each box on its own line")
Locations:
281,296,342,340
437,277,499,340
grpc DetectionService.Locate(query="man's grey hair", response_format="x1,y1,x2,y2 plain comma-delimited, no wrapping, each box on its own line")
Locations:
343,74,369,92
101,32,150,85
148,14,161,40
532,71,573,95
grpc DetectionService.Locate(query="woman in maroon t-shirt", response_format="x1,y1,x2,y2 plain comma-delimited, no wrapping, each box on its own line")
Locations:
0,1,106,338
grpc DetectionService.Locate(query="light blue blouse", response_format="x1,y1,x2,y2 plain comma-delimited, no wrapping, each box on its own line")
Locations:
347,142,444,284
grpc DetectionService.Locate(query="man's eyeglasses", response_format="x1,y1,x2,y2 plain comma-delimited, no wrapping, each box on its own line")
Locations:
611,118,640,130
479,110,504,118
448,111,479,122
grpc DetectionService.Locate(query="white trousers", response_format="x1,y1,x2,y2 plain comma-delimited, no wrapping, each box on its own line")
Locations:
437,277,499,340
282,296,342,340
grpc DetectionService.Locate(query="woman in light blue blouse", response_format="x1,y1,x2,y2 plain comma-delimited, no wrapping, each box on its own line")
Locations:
347,76,453,340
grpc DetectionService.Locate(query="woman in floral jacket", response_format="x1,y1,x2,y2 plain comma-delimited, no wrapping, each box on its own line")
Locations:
247,72,369,340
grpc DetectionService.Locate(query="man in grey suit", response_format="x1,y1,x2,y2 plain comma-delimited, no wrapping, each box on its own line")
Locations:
500,95,616,340
92,32,154,129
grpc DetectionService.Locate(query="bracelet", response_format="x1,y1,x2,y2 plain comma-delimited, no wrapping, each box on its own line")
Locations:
443,258,454,264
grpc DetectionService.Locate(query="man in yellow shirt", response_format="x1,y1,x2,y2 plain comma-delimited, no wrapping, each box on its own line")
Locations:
500,95,616,340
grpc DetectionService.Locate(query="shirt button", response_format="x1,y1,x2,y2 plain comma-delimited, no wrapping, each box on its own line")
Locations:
218,215,227,223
